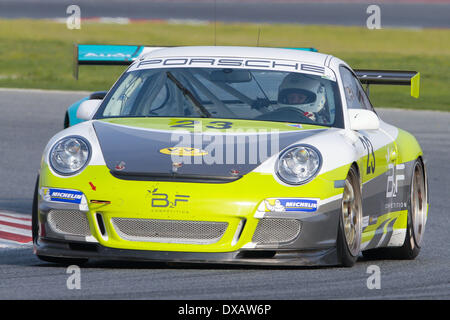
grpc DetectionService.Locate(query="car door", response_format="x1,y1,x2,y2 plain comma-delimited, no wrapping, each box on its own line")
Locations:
339,66,399,249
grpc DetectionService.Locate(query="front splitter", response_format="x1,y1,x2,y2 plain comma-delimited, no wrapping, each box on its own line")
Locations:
35,237,340,267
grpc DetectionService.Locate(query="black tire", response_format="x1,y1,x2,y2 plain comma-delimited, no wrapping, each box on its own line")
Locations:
64,111,70,128
31,175,39,243
337,165,362,267
362,158,426,260
32,175,88,266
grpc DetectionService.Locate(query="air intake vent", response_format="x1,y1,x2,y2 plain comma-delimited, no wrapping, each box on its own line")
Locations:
47,210,91,237
111,218,228,245
252,218,301,245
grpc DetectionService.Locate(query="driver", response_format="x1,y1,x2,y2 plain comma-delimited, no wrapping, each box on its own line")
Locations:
278,73,328,122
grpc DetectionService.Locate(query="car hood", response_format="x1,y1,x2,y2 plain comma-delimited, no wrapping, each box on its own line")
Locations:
93,118,327,182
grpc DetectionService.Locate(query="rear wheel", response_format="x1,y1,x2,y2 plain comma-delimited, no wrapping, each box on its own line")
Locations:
362,158,426,260
337,165,362,267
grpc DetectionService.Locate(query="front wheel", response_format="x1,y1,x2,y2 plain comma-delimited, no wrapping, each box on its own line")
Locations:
337,165,363,267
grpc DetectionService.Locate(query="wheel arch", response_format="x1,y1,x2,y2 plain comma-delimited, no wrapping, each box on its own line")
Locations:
396,129,423,164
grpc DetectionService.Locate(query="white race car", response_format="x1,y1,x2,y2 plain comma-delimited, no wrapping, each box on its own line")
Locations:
33,45,427,267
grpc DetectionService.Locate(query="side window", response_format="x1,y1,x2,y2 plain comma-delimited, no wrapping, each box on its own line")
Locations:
340,66,373,111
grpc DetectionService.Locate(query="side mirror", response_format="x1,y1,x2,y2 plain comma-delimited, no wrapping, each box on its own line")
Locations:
348,109,380,131
76,99,101,121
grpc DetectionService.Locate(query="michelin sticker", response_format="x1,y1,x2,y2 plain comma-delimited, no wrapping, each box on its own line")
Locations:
41,188,84,204
259,198,319,213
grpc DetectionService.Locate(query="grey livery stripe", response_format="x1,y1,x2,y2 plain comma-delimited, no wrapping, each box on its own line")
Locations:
379,218,398,248
93,121,326,179
364,219,390,250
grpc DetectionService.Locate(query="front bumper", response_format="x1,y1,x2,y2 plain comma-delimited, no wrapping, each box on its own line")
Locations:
36,164,346,266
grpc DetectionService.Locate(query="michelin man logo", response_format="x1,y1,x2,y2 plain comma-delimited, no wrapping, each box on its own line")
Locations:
264,199,286,212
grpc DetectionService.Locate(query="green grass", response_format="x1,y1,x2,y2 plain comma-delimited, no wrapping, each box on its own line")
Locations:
0,19,449,111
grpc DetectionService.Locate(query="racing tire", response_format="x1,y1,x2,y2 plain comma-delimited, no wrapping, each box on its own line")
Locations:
337,165,363,267
32,175,89,266
31,175,39,244
362,158,426,260
64,111,70,129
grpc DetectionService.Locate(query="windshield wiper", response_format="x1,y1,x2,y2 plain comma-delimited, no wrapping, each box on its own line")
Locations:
166,72,211,118
249,71,273,108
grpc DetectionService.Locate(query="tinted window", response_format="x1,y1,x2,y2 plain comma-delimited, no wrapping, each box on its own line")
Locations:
340,66,373,111
96,67,344,128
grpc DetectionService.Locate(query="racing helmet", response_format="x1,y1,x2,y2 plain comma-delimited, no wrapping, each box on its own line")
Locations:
278,73,326,113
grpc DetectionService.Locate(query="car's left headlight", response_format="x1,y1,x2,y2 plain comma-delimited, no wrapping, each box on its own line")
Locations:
49,136,91,175
276,145,322,185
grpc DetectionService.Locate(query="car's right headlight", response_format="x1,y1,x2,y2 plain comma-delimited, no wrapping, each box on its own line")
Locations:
276,144,322,185
49,136,91,175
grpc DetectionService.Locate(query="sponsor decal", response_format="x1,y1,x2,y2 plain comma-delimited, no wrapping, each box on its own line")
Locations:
160,147,207,156
42,188,84,204
148,188,190,209
132,57,336,81
263,198,318,213
363,216,378,228
288,124,303,129
84,53,131,59
386,163,405,198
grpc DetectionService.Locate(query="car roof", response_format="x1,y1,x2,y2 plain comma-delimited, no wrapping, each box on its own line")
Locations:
141,46,332,66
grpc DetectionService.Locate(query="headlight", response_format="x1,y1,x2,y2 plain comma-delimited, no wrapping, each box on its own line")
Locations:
49,136,91,175
276,145,322,185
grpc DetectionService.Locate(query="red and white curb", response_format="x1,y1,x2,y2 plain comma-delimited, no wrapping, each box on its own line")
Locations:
0,212,32,248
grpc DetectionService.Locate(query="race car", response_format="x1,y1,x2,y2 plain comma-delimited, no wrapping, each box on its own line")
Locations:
33,45,428,267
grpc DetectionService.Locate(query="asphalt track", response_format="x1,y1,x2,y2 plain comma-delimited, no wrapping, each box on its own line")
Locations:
0,88,449,300
0,0,449,28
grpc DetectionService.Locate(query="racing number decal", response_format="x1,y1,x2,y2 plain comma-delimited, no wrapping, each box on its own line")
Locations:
170,120,199,128
205,121,233,129
359,136,376,175
170,120,233,129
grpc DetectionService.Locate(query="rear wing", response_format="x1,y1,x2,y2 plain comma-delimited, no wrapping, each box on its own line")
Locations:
355,69,420,98
73,44,318,79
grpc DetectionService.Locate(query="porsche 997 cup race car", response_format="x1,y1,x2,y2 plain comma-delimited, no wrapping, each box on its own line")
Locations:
33,45,428,267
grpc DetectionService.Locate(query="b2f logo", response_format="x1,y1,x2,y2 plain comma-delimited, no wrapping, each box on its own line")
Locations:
148,188,190,208
386,163,405,198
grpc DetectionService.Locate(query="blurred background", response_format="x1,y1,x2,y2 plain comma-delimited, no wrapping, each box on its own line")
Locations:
0,0,448,110
0,2,449,300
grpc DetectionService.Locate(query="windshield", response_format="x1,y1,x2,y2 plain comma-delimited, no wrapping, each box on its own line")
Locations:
95,67,343,127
